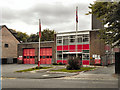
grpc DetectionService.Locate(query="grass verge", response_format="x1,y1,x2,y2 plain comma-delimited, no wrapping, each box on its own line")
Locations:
51,67,96,73
16,67,52,72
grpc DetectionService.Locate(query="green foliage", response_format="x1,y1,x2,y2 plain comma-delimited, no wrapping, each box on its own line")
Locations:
67,57,81,70
58,62,63,65
62,63,66,65
52,62,66,65
27,29,55,42
51,67,95,73
16,67,52,72
35,66,42,69
13,28,55,42
52,63,58,65
87,2,120,47
16,31,29,42
27,33,39,42
66,65,72,70
41,29,55,41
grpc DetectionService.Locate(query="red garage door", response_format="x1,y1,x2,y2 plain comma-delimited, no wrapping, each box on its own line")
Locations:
40,48,52,64
23,49,35,64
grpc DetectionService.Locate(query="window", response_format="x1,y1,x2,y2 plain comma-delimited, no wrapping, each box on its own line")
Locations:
57,51,62,54
70,35,75,38
63,36,68,39
83,54,89,60
63,39,68,45
78,37,82,43
83,38,89,42
83,50,89,53
57,54,62,60
57,36,62,39
57,40,62,44
4,44,8,48
63,54,68,60
70,39,75,43
83,34,89,37
50,56,52,58
69,35,75,43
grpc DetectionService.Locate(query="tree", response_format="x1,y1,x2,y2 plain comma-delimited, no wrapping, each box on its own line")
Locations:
41,29,55,41
87,2,120,47
16,31,29,42
27,33,39,42
27,29,55,42
12,29,55,42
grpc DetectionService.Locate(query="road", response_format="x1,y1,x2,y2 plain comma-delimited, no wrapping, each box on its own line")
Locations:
1,64,38,73
1,64,118,88
2,78,118,88
1,64,76,79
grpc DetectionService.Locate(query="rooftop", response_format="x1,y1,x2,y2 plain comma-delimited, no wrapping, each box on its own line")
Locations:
18,41,54,44
57,29,100,34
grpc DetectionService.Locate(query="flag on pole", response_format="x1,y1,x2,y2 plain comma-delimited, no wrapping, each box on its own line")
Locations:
39,19,41,38
76,6,78,23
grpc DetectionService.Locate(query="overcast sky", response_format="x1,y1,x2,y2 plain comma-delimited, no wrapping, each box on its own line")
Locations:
0,0,96,35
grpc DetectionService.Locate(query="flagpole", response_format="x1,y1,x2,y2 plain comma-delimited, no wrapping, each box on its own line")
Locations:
38,19,41,67
76,6,78,58
38,35,40,67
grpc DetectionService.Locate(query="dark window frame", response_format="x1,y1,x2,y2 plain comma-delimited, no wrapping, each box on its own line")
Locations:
4,44,9,48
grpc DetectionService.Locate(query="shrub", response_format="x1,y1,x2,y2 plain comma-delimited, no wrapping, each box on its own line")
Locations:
53,63,58,65
67,57,81,70
58,62,63,65
66,65,72,70
62,63,66,65
36,66,41,69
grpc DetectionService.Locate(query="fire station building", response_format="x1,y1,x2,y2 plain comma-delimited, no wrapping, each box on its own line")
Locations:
56,30,105,66
56,30,119,66
17,30,118,65
17,41,56,64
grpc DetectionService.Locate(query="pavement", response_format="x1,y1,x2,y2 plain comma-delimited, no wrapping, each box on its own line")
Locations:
1,64,78,79
2,64,119,88
1,64,118,80
58,64,118,80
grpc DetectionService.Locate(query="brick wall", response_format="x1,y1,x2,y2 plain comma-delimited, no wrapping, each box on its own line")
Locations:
1,26,20,59
90,30,105,64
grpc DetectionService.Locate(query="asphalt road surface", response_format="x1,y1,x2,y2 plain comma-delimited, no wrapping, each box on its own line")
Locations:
1,64,118,88
2,78,118,88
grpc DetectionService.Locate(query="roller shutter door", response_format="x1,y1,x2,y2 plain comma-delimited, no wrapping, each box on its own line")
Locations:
40,48,52,64
23,49,35,64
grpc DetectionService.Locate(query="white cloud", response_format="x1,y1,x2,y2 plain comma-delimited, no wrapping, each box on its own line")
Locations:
1,0,95,35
